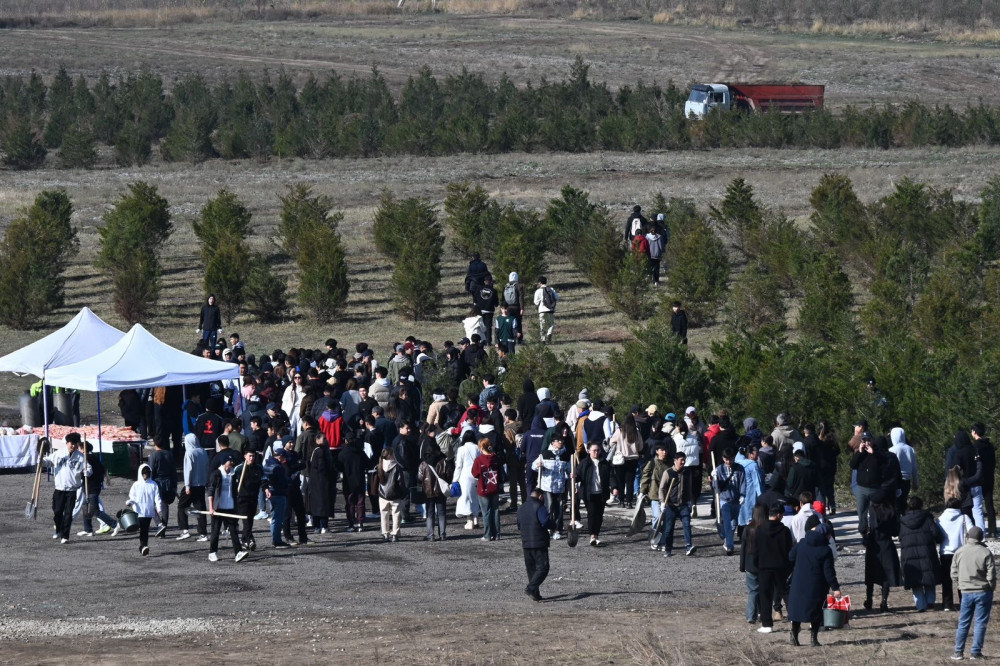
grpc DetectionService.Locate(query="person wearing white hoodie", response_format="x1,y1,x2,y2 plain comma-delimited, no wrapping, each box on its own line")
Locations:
128,464,164,557
889,427,918,514
938,497,970,611
176,433,209,542
205,457,248,563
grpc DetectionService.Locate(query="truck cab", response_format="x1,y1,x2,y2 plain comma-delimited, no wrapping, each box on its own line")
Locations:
684,83,731,119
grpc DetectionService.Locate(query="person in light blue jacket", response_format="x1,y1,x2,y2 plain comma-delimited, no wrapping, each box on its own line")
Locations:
533,434,571,539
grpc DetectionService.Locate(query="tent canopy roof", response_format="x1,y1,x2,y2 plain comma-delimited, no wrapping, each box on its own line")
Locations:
0,307,125,379
44,324,239,392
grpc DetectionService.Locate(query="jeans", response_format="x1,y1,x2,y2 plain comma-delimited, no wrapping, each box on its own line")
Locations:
523,547,550,594
660,502,692,552
955,590,993,656
851,469,858,500
912,585,936,611
269,495,287,545
82,493,117,533
479,493,500,539
972,486,986,530
544,491,565,534
425,497,447,538
718,500,739,551
650,500,662,528
201,327,217,351
746,572,760,622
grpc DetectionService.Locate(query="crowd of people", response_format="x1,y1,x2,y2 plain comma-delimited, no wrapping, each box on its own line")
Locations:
33,210,998,658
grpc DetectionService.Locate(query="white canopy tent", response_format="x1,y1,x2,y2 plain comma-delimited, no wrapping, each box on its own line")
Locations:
0,307,126,437
46,324,239,391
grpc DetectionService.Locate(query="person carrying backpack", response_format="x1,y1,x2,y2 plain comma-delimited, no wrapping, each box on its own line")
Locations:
533,276,559,344
502,272,526,344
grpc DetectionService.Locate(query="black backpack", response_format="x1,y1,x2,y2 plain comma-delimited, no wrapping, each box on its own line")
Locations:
541,287,556,310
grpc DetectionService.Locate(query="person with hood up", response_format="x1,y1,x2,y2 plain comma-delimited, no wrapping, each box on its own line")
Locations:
787,514,842,646
533,431,572,539
743,418,763,447
754,501,795,634
464,253,490,296
951,526,996,661
502,272,526,344
127,464,164,557
888,426,918,515
939,496,970,612
176,433,209,542
454,430,481,530
645,225,665,285
785,443,819,502
898,496,944,612
205,456,249,562
770,413,801,453
462,308,487,344
863,490,901,611
523,403,555,492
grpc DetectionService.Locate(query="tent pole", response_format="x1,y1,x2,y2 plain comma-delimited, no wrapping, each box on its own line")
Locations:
42,379,50,482
97,392,103,463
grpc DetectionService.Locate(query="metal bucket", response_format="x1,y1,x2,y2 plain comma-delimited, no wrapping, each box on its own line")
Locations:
116,508,140,534
823,608,848,629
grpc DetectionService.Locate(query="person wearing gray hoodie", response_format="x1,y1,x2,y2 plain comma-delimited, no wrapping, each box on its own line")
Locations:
177,433,209,541
889,427,918,515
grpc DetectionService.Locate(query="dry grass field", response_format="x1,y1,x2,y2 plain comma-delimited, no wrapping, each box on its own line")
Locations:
1,12,1000,419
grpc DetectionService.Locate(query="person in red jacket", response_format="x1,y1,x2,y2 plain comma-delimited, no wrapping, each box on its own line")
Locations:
472,438,503,541
631,230,649,257
318,402,344,451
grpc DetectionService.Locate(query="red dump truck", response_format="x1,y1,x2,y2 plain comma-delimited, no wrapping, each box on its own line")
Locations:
684,83,825,118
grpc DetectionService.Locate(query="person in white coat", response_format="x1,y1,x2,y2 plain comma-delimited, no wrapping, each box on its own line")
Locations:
453,431,481,529
281,374,305,437
128,464,165,557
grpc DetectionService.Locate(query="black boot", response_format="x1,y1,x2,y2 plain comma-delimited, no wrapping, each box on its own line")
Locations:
790,624,801,646
810,627,820,647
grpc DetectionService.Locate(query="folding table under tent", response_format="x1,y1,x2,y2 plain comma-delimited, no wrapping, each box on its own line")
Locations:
44,324,240,455
0,307,126,446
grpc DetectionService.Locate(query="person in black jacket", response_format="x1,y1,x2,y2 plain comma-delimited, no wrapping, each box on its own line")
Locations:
392,421,420,522
263,447,292,549
576,442,612,546
198,294,222,351
850,432,896,534
517,488,556,601
787,515,842,646
464,253,490,297
898,496,944,611
233,450,264,551
473,276,500,345
148,435,176,538
754,502,795,633
279,444,310,547
670,301,688,345
205,457,248,563
338,434,370,532
785,445,819,503
971,423,996,538
740,504,769,624
864,491,901,611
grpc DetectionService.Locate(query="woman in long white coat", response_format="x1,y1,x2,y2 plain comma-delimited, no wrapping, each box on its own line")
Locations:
453,430,481,530
281,374,304,437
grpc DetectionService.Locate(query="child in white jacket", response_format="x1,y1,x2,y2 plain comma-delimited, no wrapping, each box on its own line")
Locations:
937,497,969,611
128,464,164,557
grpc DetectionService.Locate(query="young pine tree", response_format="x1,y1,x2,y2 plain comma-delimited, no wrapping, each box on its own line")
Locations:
297,225,350,324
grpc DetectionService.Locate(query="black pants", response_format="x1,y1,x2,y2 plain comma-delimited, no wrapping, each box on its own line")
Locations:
614,460,638,505
507,460,526,509
985,487,997,537
523,547,550,594
368,472,380,514
138,516,152,550
283,488,308,543
544,491,565,534
177,486,207,534
481,312,494,344
757,569,787,628
211,516,242,555
791,620,821,640
237,498,257,548
649,258,661,283
584,494,606,537
896,479,911,515
941,554,959,609
52,489,76,539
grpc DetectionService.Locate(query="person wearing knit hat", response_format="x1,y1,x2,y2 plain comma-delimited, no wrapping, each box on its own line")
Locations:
502,272,525,345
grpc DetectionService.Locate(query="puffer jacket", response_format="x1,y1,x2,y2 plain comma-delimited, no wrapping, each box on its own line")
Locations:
535,445,571,494
679,433,701,468
899,509,944,588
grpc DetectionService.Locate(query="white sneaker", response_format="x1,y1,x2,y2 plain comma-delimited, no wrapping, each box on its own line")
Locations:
756,627,772,634
52,532,58,539
60,538,68,544
254,511,267,520
176,531,192,541
141,546,150,556
320,528,327,534
235,550,249,563
208,552,219,562
77,531,93,537
196,535,209,542
552,532,563,540
464,520,474,530
573,521,583,529
111,525,121,537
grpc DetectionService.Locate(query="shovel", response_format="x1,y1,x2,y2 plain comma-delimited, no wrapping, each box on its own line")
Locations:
24,438,46,520
567,454,578,548
188,510,248,521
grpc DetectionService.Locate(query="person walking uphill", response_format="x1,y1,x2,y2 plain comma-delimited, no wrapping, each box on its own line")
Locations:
197,294,222,351
517,488,556,602
951,526,996,661
43,433,91,544
787,515,842,646
533,277,558,344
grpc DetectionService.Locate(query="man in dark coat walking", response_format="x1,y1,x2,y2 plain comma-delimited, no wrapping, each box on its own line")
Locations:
754,501,795,634
787,515,841,646
517,488,556,601
898,496,944,611
338,435,370,532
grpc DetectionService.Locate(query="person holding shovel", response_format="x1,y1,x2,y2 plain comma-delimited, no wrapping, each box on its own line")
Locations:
658,452,696,557
576,441,612,546
233,450,264,552
205,456,249,563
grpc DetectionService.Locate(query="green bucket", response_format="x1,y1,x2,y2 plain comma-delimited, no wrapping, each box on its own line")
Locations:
823,608,848,629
